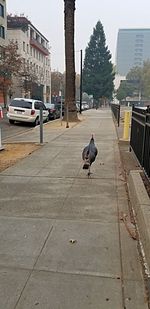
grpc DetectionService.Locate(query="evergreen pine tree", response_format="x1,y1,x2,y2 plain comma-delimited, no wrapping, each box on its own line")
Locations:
83,21,114,102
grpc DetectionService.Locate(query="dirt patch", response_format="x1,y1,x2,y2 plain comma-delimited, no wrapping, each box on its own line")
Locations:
0,143,41,172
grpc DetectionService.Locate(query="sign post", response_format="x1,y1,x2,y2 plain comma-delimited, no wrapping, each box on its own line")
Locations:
0,106,4,151
39,106,43,144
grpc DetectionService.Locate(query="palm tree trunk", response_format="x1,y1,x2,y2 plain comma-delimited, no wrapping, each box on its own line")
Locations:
64,0,78,122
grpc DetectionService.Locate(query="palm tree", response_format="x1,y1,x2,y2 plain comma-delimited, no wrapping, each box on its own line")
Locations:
64,0,78,122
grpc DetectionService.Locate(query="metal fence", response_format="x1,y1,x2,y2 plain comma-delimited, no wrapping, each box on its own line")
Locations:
111,103,120,127
130,106,150,178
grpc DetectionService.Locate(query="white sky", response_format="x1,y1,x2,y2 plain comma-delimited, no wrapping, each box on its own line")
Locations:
6,0,150,73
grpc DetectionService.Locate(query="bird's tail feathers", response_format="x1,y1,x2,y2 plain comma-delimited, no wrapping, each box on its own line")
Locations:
83,161,90,169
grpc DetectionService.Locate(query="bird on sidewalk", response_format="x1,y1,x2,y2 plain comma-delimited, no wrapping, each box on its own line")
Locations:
82,134,98,177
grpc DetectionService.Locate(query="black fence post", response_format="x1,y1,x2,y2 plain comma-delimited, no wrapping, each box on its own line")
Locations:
110,103,120,127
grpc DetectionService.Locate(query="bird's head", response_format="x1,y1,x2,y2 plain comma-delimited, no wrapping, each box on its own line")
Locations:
90,134,94,143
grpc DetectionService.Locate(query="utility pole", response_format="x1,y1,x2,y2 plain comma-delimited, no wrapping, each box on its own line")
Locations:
59,87,63,126
79,49,83,114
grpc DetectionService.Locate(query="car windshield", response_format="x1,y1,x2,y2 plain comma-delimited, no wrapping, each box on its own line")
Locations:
10,100,32,109
45,103,55,109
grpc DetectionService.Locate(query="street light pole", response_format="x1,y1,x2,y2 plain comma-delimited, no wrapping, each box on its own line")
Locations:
79,49,83,114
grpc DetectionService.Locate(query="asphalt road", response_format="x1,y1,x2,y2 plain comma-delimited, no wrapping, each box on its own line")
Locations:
0,109,37,141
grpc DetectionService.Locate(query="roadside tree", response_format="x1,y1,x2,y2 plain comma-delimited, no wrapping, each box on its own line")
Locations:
83,21,114,104
0,41,23,107
64,0,78,122
116,80,135,101
51,71,65,101
118,62,150,101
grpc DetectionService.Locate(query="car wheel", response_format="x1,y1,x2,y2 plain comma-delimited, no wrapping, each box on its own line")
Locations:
9,119,15,124
33,117,39,127
45,116,49,122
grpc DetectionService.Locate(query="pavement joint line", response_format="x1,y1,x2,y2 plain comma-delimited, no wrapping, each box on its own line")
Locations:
0,263,128,280
0,265,142,282
14,274,30,309
13,268,33,309
0,174,116,181
32,269,122,279
0,215,118,223
33,224,55,270
13,223,55,309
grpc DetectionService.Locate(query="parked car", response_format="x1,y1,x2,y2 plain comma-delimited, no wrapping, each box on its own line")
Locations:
45,103,61,120
7,98,49,126
76,103,80,112
82,103,89,110
55,102,65,116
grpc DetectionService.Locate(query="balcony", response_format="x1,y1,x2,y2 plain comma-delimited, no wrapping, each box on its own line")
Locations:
30,38,49,56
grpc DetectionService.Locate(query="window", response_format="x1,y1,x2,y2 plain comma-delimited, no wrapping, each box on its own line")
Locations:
134,62,142,66
134,57,142,61
135,44,143,48
134,53,142,57
0,4,4,17
34,102,44,110
27,60,29,69
136,34,144,38
135,39,143,43
10,100,32,109
0,26,5,39
135,48,143,52
23,41,25,52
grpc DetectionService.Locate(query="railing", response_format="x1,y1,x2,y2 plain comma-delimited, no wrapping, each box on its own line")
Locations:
130,105,150,178
111,103,120,126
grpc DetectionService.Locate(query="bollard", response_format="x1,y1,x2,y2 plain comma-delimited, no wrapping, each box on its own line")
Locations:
0,127,2,148
66,104,69,128
39,107,43,144
0,106,3,119
123,111,131,140
0,127,4,151
0,107,4,151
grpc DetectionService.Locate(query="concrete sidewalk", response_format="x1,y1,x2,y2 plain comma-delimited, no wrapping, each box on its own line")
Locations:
0,109,148,308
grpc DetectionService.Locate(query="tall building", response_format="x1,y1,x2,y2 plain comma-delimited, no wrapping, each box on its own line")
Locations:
116,28,150,76
0,0,7,46
7,15,51,102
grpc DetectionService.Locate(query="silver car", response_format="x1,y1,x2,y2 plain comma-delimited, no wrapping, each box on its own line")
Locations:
7,98,49,126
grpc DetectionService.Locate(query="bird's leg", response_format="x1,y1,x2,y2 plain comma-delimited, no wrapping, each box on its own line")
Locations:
87,166,92,178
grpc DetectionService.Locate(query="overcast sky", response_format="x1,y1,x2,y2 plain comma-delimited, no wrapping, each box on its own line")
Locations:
7,0,150,73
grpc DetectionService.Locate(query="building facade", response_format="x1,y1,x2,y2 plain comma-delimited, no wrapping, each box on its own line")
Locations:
0,0,7,46
116,28,150,76
0,0,7,103
7,15,51,103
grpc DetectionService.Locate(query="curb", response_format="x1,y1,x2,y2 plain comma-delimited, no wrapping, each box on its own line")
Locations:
128,170,150,271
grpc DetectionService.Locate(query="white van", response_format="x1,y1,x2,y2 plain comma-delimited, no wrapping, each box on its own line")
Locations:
7,98,49,126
